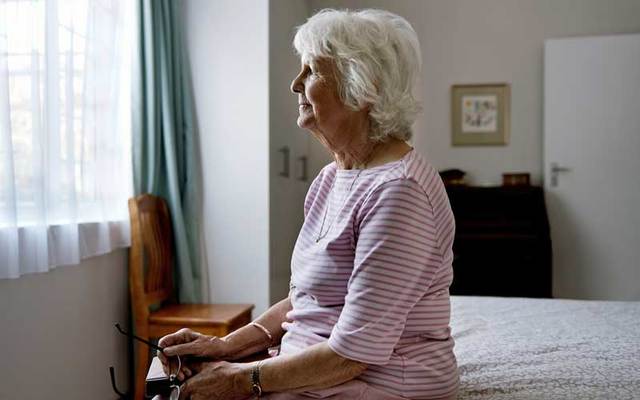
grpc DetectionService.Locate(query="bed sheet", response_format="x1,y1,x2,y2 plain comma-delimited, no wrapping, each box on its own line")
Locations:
451,296,640,400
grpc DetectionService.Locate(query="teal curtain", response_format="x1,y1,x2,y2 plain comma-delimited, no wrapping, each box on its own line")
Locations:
133,0,202,303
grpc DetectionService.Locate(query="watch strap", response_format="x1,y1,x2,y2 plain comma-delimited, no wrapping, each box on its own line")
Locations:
251,361,263,397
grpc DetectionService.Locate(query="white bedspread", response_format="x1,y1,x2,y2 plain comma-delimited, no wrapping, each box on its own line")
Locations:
451,296,640,400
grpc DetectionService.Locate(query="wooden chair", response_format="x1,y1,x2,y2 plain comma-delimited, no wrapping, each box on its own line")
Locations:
128,194,254,400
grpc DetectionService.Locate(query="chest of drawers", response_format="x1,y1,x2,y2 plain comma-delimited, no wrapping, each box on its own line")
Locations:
445,186,552,298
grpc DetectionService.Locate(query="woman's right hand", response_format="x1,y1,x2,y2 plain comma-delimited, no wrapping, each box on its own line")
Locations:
157,328,230,379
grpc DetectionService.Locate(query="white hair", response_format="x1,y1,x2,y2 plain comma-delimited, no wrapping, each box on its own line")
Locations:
293,9,422,142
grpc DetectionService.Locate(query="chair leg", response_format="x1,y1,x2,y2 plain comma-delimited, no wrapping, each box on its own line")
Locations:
134,341,149,400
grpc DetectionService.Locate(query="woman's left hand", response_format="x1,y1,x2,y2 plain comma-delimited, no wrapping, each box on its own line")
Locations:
179,360,252,400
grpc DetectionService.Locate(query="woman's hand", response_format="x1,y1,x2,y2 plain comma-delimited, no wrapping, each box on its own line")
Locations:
158,328,230,379
179,361,252,400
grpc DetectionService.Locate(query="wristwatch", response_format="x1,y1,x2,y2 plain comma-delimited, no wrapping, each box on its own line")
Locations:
251,361,263,397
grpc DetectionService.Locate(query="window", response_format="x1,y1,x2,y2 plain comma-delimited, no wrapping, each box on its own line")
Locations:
0,0,133,278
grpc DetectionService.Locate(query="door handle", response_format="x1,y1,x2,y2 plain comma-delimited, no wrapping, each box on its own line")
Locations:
297,156,308,182
278,146,290,178
550,162,571,187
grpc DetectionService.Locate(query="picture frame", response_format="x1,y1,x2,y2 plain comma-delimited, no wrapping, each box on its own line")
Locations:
451,83,510,146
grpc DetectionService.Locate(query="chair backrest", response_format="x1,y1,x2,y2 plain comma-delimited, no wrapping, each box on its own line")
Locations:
128,194,175,322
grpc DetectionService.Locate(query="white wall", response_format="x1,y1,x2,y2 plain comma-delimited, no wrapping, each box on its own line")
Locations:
269,0,312,305
183,0,271,315
0,250,130,400
308,0,640,185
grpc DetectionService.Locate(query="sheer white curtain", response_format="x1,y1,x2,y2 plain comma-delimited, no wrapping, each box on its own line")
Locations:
0,0,133,279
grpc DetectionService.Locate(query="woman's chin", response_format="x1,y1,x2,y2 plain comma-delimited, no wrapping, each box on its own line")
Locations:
297,116,315,130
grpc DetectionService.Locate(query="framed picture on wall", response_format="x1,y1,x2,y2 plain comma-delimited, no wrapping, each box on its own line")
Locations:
451,83,510,146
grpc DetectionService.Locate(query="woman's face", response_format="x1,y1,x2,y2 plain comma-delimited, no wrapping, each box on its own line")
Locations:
290,57,366,149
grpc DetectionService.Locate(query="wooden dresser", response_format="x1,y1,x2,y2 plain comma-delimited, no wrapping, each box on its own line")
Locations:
445,185,552,298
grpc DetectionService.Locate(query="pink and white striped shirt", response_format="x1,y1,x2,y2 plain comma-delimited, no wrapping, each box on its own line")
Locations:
280,148,459,400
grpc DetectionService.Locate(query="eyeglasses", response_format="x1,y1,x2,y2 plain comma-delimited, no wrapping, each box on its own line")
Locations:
110,323,182,400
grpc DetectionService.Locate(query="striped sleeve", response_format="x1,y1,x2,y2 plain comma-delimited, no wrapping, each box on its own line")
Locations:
327,178,442,365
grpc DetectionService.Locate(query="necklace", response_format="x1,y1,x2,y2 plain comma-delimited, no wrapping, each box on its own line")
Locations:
315,168,363,243
315,144,383,243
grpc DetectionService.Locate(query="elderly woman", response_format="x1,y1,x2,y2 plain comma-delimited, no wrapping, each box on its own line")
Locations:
158,9,458,400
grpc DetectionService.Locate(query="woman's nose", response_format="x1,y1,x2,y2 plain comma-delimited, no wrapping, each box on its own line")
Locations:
291,73,303,94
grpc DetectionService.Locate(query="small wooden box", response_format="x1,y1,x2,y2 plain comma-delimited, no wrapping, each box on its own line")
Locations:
502,173,530,186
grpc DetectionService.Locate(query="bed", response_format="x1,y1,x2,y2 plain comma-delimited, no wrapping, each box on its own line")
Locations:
451,296,640,399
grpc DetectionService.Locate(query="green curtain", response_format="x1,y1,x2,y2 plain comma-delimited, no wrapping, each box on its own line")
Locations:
133,0,202,303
